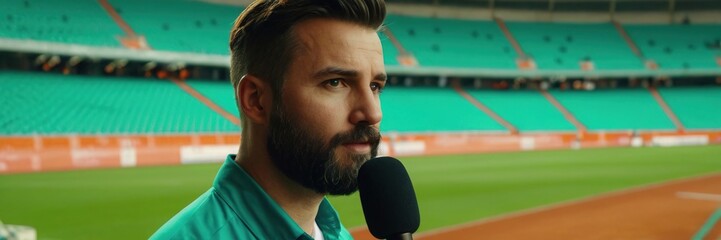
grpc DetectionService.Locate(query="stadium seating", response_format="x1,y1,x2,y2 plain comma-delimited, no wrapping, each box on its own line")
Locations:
2,0,718,72
2,1,721,135
3,71,721,135
380,87,506,132
385,15,517,69
185,79,239,117
379,31,401,66
0,0,122,47
465,90,576,131
107,0,243,54
658,87,721,129
625,24,721,69
0,72,239,135
549,89,676,131
506,22,644,70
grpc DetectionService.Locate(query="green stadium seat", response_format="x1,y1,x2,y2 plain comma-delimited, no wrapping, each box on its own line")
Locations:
107,0,243,55
658,87,721,129
380,87,506,132
550,89,676,131
161,83,510,133
385,15,517,69
3,72,720,135
379,31,400,66
506,22,644,70
0,72,239,135
465,89,576,131
184,79,239,117
625,24,721,70
0,0,123,47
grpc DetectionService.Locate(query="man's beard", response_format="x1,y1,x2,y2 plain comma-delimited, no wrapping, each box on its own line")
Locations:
266,104,381,195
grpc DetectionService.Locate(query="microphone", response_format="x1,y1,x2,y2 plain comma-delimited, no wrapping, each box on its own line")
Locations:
358,157,420,240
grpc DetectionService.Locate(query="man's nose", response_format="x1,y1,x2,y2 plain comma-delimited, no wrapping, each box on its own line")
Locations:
349,87,382,126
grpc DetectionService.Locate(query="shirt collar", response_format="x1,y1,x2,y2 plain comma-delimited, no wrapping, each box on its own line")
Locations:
213,155,344,239
316,197,344,239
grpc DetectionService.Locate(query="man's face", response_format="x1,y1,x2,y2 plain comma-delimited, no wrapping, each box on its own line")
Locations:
266,19,386,195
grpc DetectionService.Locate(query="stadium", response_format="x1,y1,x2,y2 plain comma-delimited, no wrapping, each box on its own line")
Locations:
1,0,721,239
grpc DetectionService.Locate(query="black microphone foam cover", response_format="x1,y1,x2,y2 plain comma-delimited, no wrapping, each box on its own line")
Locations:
358,156,420,239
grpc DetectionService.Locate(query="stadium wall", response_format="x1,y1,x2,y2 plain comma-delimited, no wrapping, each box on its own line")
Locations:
2,131,721,174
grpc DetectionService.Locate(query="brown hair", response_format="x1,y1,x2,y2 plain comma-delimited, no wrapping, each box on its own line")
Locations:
229,0,386,131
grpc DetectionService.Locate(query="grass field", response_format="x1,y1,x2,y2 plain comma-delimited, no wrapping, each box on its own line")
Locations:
1,145,720,239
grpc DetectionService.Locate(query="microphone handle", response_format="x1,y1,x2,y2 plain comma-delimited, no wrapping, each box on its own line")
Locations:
386,233,413,240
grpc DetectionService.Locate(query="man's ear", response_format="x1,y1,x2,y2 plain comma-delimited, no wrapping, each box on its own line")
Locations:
236,74,271,125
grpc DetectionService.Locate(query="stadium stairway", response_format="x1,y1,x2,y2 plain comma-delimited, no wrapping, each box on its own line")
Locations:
96,0,149,49
463,87,578,132
379,29,403,67
612,21,645,62
538,89,588,133
170,78,241,127
380,28,418,67
451,82,519,134
184,79,240,118
647,87,685,133
493,17,534,69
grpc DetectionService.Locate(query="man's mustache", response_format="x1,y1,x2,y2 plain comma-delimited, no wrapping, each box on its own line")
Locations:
330,125,381,148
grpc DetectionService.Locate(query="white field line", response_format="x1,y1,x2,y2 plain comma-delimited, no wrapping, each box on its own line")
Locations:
677,192,721,202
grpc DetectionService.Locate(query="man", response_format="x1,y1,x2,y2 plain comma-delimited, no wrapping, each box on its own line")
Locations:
151,0,387,239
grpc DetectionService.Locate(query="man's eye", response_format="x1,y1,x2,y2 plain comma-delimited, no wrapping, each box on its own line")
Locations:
370,82,384,93
326,79,342,88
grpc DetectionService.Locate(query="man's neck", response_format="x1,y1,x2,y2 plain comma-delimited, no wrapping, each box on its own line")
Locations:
236,151,324,236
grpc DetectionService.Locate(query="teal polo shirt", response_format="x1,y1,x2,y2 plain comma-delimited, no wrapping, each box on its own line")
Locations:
151,155,353,240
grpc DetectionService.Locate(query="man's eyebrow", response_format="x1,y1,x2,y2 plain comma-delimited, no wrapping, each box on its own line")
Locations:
313,67,359,79
375,73,387,82
313,66,387,82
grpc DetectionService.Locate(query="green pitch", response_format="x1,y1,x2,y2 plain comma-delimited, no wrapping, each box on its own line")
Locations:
1,145,720,239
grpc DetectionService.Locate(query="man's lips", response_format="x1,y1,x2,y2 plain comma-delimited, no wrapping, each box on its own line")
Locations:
342,141,371,153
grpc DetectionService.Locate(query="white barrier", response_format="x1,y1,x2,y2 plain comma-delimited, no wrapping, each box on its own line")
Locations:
650,135,709,147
